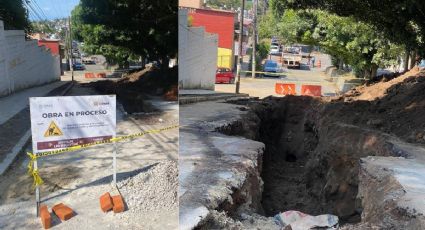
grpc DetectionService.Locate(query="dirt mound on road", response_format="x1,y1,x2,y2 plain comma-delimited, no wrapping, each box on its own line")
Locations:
345,67,420,101
89,66,178,113
328,67,425,144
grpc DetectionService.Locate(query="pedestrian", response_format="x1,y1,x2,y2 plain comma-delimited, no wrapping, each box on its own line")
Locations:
311,56,316,68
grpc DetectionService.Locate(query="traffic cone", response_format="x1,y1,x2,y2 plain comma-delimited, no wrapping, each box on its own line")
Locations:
316,60,321,68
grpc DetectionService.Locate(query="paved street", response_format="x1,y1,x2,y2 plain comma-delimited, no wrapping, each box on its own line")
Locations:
216,53,339,98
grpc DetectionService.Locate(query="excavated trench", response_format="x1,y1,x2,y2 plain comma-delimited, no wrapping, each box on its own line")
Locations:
214,96,390,226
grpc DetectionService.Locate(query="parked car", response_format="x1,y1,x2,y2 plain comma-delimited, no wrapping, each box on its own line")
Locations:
72,63,85,70
269,45,280,55
216,67,235,84
263,60,283,77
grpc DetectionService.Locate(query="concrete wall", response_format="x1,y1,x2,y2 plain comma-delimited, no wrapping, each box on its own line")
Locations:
179,9,218,90
0,21,60,97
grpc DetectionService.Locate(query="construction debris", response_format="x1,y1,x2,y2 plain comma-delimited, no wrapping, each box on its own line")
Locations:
274,210,339,230
100,192,113,213
118,160,178,213
52,203,74,221
39,205,51,229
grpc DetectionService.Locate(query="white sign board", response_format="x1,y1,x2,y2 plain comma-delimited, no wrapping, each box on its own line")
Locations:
29,95,116,153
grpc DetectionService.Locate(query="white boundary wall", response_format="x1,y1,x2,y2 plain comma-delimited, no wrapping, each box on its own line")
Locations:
179,9,218,90
0,21,60,97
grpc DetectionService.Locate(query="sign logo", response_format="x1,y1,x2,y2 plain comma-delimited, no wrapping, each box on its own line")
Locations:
44,121,63,137
275,83,296,95
301,85,322,97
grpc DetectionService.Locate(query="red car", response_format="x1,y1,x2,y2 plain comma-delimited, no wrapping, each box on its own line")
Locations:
215,67,235,84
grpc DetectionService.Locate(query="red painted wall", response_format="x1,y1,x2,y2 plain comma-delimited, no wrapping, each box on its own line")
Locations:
38,40,60,56
189,9,235,49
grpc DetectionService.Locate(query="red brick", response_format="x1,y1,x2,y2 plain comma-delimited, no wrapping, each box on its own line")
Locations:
112,195,125,213
100,192,113,212
39,205,51,229
52,203,74,221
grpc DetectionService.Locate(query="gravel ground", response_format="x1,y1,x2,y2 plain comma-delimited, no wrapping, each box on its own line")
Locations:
118,160,178,212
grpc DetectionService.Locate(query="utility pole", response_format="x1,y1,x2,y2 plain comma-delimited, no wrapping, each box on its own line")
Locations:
68,16,74,82
235,0,245,94
251,0,257,78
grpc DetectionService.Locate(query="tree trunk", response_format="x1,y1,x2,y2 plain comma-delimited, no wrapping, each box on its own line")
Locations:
338,59,344,70
370,64,378,79
142,57,146,69
410,49,417,69
403,48,410,72
161,56,170,70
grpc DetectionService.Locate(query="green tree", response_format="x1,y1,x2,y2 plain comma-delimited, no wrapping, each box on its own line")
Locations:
0,0,30,32
273,0,425,66
258,11,277,39
31,20,54,34
72,0,177,69
262,8,403,78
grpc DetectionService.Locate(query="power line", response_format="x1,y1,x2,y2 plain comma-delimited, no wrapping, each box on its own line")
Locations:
25,1,44,21
32,0,49,20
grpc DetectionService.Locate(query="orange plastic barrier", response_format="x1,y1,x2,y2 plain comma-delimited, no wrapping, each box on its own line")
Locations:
275,83,296,95
96,73,106,78
84,73,95,78
301,85,322,97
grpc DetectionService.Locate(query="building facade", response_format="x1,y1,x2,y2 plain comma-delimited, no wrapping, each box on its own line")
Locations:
179,9,218,90
188,8,236,69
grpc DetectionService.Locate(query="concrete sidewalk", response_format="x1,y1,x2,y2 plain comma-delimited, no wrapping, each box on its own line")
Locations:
179,100,265,229
0,80,71,175
0,81,68,125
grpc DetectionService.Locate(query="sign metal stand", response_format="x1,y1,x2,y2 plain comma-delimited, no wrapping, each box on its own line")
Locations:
35,156,40,217
113,141,117,186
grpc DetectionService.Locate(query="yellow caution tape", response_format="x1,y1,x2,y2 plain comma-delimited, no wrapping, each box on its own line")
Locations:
27,124,179,188
26,152,44,187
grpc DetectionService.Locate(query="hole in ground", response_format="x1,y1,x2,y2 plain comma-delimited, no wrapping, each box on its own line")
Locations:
255,97,361,224
220,97,362,224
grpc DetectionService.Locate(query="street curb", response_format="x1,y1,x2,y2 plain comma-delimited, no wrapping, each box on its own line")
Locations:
0,81,74,176
179,93,249,105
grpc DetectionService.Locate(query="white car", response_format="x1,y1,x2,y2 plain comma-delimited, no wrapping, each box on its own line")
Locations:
270,45,280,55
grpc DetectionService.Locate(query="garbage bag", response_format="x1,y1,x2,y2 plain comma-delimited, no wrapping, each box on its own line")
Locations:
274,210,339,230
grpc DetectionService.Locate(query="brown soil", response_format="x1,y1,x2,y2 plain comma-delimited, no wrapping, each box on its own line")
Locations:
327,67,425,143
88,66,178,113
218,67,425,226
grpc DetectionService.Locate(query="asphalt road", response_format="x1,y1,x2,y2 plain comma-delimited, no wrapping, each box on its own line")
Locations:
216,53,339,98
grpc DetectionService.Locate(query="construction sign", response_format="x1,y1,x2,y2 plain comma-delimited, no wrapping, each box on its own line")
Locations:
30,95,116,153
275,83,296,95
44,121,63,137
301,85,322,97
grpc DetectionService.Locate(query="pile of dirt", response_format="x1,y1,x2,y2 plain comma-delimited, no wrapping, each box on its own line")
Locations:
117,160,178,213
345,67,420,101
89,66,178,113
327,67,425,144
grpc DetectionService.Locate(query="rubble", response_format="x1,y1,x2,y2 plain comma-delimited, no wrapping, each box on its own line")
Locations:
117,160,178,213
88,66,178,113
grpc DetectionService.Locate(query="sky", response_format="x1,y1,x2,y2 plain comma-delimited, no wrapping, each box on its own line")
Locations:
27,0,80,21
